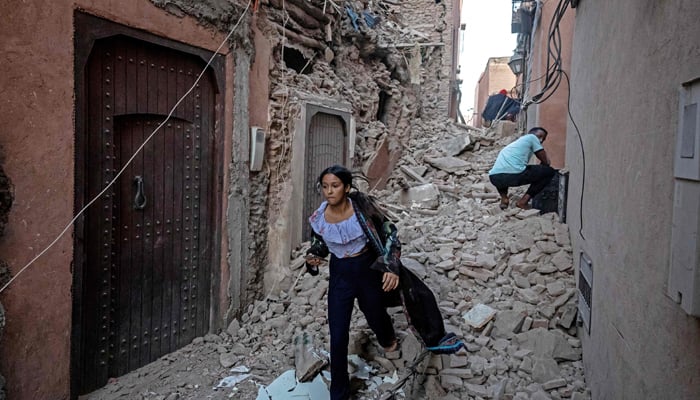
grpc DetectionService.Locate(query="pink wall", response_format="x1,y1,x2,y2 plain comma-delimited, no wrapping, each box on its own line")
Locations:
0,1,235,398
250,18,272,130
525,4,574,168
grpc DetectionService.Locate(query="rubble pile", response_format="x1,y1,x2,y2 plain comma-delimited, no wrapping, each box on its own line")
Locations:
86,123,590,400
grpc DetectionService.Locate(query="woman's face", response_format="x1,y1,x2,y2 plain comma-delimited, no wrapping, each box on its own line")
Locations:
321,173,349,206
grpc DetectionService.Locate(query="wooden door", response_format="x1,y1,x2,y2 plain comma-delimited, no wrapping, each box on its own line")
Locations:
303,112,347,240
76,35,218,393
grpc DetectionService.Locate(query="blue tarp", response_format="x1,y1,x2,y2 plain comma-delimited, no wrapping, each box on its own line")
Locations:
482,93,521,122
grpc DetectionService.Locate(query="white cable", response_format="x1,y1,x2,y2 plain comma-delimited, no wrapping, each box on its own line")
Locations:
0,0,252,294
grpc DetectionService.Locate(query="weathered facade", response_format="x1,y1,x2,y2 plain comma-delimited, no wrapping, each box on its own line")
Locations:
0,0,463,398
260,0,465,295
565,1,700,399
0,1,258,398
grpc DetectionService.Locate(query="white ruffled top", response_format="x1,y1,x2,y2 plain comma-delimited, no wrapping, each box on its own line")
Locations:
309,200,368,258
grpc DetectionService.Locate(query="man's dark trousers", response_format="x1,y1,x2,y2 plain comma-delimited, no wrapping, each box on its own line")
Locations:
489,165,556,197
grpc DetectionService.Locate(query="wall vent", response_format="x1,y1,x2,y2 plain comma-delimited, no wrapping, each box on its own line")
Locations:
578,252,593,333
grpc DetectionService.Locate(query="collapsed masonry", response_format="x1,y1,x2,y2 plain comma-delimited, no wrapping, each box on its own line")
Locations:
263,0,459,186
151,0,463,311
84,123,591,400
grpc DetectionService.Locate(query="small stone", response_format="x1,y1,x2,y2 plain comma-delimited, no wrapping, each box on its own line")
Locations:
226,319,241,337
463,303,497,329
512,349,532,360
546,281,566,297
219,352,238,368
440,374,463,390
544,378,568,390
203,333,220,343
464,383,490,398
441,368,473,379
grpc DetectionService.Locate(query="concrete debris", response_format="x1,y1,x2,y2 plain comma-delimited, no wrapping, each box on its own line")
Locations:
440,134,473,157
424,156,470,173
463,303,497,329
399,183,440,210
294,332,328,382
82,123,590,399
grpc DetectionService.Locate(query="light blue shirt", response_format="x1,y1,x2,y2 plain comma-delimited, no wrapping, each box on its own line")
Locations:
489,134,544,175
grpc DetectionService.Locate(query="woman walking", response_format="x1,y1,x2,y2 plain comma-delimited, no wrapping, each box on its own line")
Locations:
305,165,400,400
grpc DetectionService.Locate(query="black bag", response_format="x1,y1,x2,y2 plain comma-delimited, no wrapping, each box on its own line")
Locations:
381,263,446,347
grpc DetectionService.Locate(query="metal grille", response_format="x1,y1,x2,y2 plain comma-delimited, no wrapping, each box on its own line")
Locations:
578,252,593,334
302,112,347,240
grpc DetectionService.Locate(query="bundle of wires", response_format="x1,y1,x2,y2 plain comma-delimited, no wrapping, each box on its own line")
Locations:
526,0,572,105
523,0,587,240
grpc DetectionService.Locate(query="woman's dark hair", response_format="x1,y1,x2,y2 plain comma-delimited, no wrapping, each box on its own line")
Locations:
317,165,388,222
318,165,354,189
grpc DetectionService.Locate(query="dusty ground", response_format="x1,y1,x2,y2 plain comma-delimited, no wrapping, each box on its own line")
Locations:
84,122,591,400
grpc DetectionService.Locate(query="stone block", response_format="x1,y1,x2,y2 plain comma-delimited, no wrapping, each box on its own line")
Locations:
425,156,470,173
462,303,497,329
464,383,490,398
441,368,474,379
493,121,517,137
492,310,528,339
400,183,440,209
532,356,561,383
543,378,568,390
440,374,463,391
441,134,473,156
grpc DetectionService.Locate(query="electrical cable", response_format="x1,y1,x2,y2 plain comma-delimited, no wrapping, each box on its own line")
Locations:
527,0,570,105
560,69,585,240
517,0,585,239
0,0,252,294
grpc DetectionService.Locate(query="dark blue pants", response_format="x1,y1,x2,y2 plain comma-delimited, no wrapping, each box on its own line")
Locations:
489,164,556,197
328,251,396,400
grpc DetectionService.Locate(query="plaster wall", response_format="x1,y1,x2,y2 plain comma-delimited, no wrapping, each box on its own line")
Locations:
524,1,574,168
0,1,243,398
266,95,353,294
565,1,700,398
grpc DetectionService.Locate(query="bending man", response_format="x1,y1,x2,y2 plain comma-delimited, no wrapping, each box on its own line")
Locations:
489,127,555,210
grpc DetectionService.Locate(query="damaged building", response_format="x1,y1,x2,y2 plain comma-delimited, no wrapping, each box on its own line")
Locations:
0,0,464,398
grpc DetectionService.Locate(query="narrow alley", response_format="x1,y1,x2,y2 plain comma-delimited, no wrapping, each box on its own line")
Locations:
84,119,589,400
3,1,699,399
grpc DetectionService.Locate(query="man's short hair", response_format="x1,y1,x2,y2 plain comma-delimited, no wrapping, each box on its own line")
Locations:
529,127,548,137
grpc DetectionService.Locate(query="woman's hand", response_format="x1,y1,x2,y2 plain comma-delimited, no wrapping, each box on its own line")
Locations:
382,272,399,292
305,254,325,266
